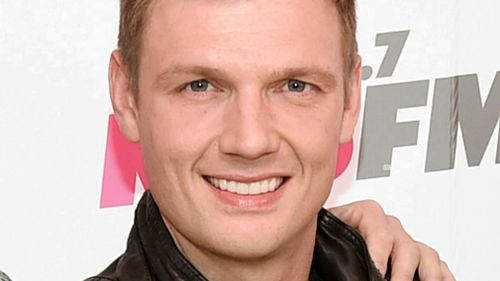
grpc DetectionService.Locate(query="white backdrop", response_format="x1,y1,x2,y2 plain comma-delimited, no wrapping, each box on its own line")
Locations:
1,1,499,280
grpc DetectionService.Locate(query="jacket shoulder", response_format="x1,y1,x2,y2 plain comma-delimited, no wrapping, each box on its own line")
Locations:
83,257,121,281
315,209,386,281
84,251,152,281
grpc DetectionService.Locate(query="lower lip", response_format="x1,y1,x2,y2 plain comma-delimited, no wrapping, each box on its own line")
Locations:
204,179,288,209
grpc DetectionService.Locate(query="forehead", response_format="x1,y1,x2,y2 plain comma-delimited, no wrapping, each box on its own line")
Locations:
141,0,343,79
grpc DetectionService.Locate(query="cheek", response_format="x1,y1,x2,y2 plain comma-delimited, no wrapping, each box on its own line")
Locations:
297,114,341,205
277,102,342,172
137,96,223,183
142,98,210,154
303,123,340,186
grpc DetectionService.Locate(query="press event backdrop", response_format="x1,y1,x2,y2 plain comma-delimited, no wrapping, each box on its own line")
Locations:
1,1,499,280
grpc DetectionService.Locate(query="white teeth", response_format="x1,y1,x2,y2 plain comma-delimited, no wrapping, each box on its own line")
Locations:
228,181,237,192
219,179,227,191
271,178,277,192
207,177,285,195
261,180,270,193
236,183,249,195
249,183,260,195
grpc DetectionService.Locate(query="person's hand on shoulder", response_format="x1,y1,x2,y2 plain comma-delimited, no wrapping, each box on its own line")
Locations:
329,201,455,281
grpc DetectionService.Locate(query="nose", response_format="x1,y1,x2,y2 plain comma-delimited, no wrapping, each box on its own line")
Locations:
218,90,280,160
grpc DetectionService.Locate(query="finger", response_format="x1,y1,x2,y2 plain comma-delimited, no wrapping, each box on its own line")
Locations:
363,223,393,277
416,242,442,281
386,216,420,281
328,202,360,225
330,200,393,275
440,261,456,281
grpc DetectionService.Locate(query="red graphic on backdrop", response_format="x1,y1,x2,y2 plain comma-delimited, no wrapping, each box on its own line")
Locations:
100,115,149,208
336,139,353,178
100,114,353,208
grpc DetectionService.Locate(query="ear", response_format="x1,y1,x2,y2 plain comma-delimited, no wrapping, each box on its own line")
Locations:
339,55,361,144
109,50,140,142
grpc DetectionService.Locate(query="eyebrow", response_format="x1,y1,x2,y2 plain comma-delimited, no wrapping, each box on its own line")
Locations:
155,64,339,89
268,66,339,89
155,65,227,86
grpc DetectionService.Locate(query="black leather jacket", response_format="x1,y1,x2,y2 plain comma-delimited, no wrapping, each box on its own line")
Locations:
86,191,397,281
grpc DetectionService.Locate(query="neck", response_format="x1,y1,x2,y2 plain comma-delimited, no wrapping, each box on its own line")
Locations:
166,219,318,281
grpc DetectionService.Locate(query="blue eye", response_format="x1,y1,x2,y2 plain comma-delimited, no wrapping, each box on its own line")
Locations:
287,79,311,92
187,80,213,92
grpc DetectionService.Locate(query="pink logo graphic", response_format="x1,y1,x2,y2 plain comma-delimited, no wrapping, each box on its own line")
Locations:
336,139,353,178
100,114,353,208
100,115,149,208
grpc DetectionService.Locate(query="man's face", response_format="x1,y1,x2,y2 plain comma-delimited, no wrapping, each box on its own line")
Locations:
113,0,360,260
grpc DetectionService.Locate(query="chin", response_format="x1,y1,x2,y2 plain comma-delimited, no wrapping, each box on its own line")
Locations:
201,211,307,260
207,230,285,260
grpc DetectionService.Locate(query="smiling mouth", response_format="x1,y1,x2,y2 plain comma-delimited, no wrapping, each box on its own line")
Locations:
203,176,288,195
